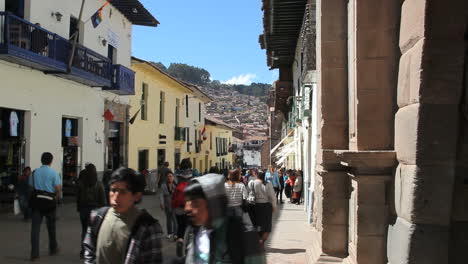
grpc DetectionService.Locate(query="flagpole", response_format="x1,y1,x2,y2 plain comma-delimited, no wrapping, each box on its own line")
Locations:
68,0,86,72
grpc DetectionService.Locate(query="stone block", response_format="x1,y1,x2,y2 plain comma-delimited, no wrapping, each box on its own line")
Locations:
417,103,459,165
357,204,387,236
323,198,348,225
318,0,347,42
355,0,400,32
387,217,449,264
395,104,419,165
356,236,386,264
320,41,347,69
421,41,465,105
397,39,424,108
320,121,348,150
394,164,455,226
356,179,387,205
399,0,427,53
322,224,348,255
322,171,349,199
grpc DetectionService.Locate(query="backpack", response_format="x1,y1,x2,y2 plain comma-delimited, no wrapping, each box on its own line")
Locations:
171,181,189,209
79,183,101,207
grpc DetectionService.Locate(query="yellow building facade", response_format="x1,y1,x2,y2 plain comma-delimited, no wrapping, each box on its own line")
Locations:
128,58,211,172
200,116,235,172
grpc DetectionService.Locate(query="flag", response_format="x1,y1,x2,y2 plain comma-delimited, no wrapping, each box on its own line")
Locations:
129,108,141,124
91,1,110,28
201,126,207,140
103,108,114,121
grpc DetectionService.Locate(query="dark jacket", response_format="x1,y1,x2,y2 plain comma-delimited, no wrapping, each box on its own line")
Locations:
83,207,163,264
183,174,266,264
76,181,105,210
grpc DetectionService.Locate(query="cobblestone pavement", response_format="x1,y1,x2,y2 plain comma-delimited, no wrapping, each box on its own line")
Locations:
0,194,313,264
0,193,176,263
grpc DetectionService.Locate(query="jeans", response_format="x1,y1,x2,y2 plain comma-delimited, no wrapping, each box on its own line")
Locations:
274,187,280,202
18,193,31,219
31,209,58,257
175,214,187,239
79,206,96,254
164,207,177,236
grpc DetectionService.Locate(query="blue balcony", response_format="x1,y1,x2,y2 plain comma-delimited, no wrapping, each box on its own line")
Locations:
0,12,111,87
103,64,135,95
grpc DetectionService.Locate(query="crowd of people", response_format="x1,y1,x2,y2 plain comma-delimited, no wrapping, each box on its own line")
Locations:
15,152,304,263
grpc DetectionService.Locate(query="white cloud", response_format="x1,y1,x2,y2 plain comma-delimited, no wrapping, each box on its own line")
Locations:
223,73,257,85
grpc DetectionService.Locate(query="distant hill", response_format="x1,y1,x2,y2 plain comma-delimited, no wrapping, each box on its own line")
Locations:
151,62,271,97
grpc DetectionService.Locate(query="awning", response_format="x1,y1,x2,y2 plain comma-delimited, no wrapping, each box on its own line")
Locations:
270,130,294,155
275,140,296,158
276,156,287,166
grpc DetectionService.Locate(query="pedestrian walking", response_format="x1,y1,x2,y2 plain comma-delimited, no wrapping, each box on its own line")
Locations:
76,163,105,259
158,161,172,188
266,166,281,202
251,171,277,248
101,170,112,205
292,171,303,205
160,172,177,240
179,173,265,264
278,168,285,204
29,152,62,261
17,166,32,220
224,169,248,218
83,167,163,264
171,158,193,256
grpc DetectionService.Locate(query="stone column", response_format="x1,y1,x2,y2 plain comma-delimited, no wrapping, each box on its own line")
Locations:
389,0,467,263
314,0,349,261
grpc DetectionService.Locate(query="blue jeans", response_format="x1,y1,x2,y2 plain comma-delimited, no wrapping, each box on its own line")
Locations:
164,207,177,236
18,193,31,219
31,209,58,257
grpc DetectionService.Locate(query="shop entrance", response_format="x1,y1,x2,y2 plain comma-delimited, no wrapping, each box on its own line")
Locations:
0,107,25,207
62,117,80,196
107,121,121,170
174,149,181,169
157,149,166,169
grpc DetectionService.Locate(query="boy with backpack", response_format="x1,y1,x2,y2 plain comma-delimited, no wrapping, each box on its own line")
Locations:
83,167,163,264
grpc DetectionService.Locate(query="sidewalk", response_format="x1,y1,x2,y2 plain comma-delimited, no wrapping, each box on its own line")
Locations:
266,201,316,264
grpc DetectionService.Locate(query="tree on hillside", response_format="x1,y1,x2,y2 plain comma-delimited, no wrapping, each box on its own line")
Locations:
150,62,168,72
167,63,211,86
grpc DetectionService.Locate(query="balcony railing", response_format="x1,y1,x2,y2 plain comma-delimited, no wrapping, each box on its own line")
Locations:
175,127,187,141
103,64,135,95
0,12,111,87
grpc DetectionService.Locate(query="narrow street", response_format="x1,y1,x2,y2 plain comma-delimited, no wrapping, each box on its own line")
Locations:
0,194,314,264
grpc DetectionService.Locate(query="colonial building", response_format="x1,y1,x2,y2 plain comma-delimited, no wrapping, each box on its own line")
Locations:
204,116,235,172
261,0,467,264
0,0,158,201
128,57,212,173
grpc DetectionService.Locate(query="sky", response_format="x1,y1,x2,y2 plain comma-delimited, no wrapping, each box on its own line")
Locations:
132,0,278,85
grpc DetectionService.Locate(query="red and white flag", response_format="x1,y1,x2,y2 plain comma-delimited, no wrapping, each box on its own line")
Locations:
201,126,207,140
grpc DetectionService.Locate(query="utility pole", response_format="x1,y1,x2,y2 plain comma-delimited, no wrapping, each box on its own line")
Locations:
68,0,86,72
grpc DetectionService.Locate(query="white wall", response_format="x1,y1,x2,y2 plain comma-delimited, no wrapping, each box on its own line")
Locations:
0,61,106,173
25,0,132,67
243,150,261,167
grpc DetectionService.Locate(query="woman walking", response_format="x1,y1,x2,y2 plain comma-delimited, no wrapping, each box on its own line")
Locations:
251,171,276,248
76,163,105,259
225,169,248,218
160,172,177,240
292,171,302,205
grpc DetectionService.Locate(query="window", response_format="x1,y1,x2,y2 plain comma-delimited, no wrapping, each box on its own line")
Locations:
210,132,213,150
159,91,165,124
198,102,201,122
108,45,117,64
141,83,148,120
69,16,80,41
187,127,190,152
175,98,180,126
138,149,149,172
185,95,189,118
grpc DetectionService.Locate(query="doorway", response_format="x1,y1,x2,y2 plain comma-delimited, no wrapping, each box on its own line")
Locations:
157,149,166,169
107,122,121,170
